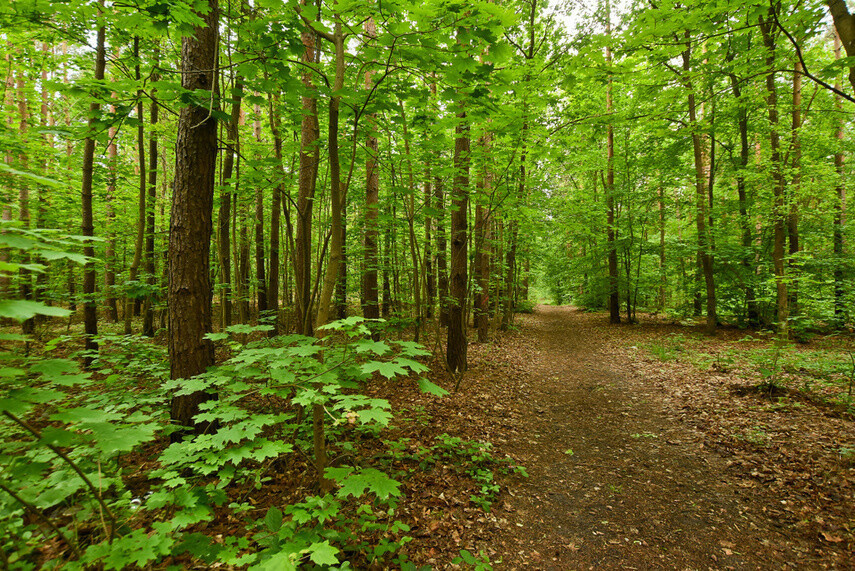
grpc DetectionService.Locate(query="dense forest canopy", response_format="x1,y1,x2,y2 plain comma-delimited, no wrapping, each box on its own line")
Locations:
0,0,853,566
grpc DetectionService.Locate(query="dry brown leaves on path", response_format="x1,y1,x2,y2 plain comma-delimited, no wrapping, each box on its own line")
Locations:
383,305,853,569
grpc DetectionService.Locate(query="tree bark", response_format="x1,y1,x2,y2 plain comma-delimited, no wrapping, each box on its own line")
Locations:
446,108,469,373
218,73,242,330
606,1,620,325
760,15,789,338
826,0,855,93
316,21,347,331
81,11,105,366
362,18,380,331
682,33,716,334
143,52,160,337
169,0,219,432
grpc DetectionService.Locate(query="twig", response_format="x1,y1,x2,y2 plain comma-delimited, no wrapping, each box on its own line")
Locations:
0,480,82,558
2,411,118,542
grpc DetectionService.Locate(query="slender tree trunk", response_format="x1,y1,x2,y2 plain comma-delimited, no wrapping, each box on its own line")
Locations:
219,74,242,330
605,3,620,324
474,133,491,342
788,59,802,318
658,183,666,311
760,15,789,338
16,68,35,335
295,6,319,336
397,99,423,341
316,23,347,330
682,33,716,334
728,66,759,327
104,108,119,322
253,114,268,318
362,18,380,330
447,108,469,373
124,37,147,334
143,56,159,337
435,173,449,328
269,89,288,334
424,170,434,319
169,0,219,431
81,11,106,366
833,30,847,327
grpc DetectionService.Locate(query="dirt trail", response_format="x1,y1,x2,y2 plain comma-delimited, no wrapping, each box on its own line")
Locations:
489,306,816,569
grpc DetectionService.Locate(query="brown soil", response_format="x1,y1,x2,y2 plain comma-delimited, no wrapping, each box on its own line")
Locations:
396,305,854,569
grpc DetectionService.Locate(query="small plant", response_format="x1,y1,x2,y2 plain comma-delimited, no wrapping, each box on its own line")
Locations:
452,548,494,570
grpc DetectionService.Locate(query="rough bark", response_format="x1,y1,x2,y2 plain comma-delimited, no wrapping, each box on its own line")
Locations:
446,109,469,373
169,0,219,432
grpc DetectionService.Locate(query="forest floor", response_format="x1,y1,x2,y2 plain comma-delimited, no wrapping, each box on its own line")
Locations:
380,305,855,570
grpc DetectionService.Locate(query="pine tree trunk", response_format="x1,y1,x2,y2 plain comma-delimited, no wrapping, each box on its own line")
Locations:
169,0,219,432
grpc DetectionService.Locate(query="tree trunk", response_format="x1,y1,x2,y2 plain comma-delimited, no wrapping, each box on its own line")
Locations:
253,115,268,318
788,59,802,319
446,109,469,373
81,12,106,366
16,68,35,335
296,7,320,336
124,37,147,334
362,18,380,330
833,30,847,327
143,53,160,337
105,106,119,322
169,0,219,432
605,3,620,325
682,33,716,334
760,15,789,339
219,73,242,330
474,133,491,343
728,65,759,327
316,23,347,331
826,0,855,93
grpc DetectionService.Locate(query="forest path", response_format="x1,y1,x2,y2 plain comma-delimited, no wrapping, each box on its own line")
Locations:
489,305,801,570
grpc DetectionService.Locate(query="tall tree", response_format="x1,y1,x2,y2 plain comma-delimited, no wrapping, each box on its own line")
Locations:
81,7,106,367
169,0,219,431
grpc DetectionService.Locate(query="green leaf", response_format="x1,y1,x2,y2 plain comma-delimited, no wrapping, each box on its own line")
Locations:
0,299,71,321
251,552,297,571
308,541,340,565
354,340,390,356
264,506,283,531
331,467,401,500
361,361,408,379
417,378,449,397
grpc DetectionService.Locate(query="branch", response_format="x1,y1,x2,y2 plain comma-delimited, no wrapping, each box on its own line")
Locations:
772,6,855,104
